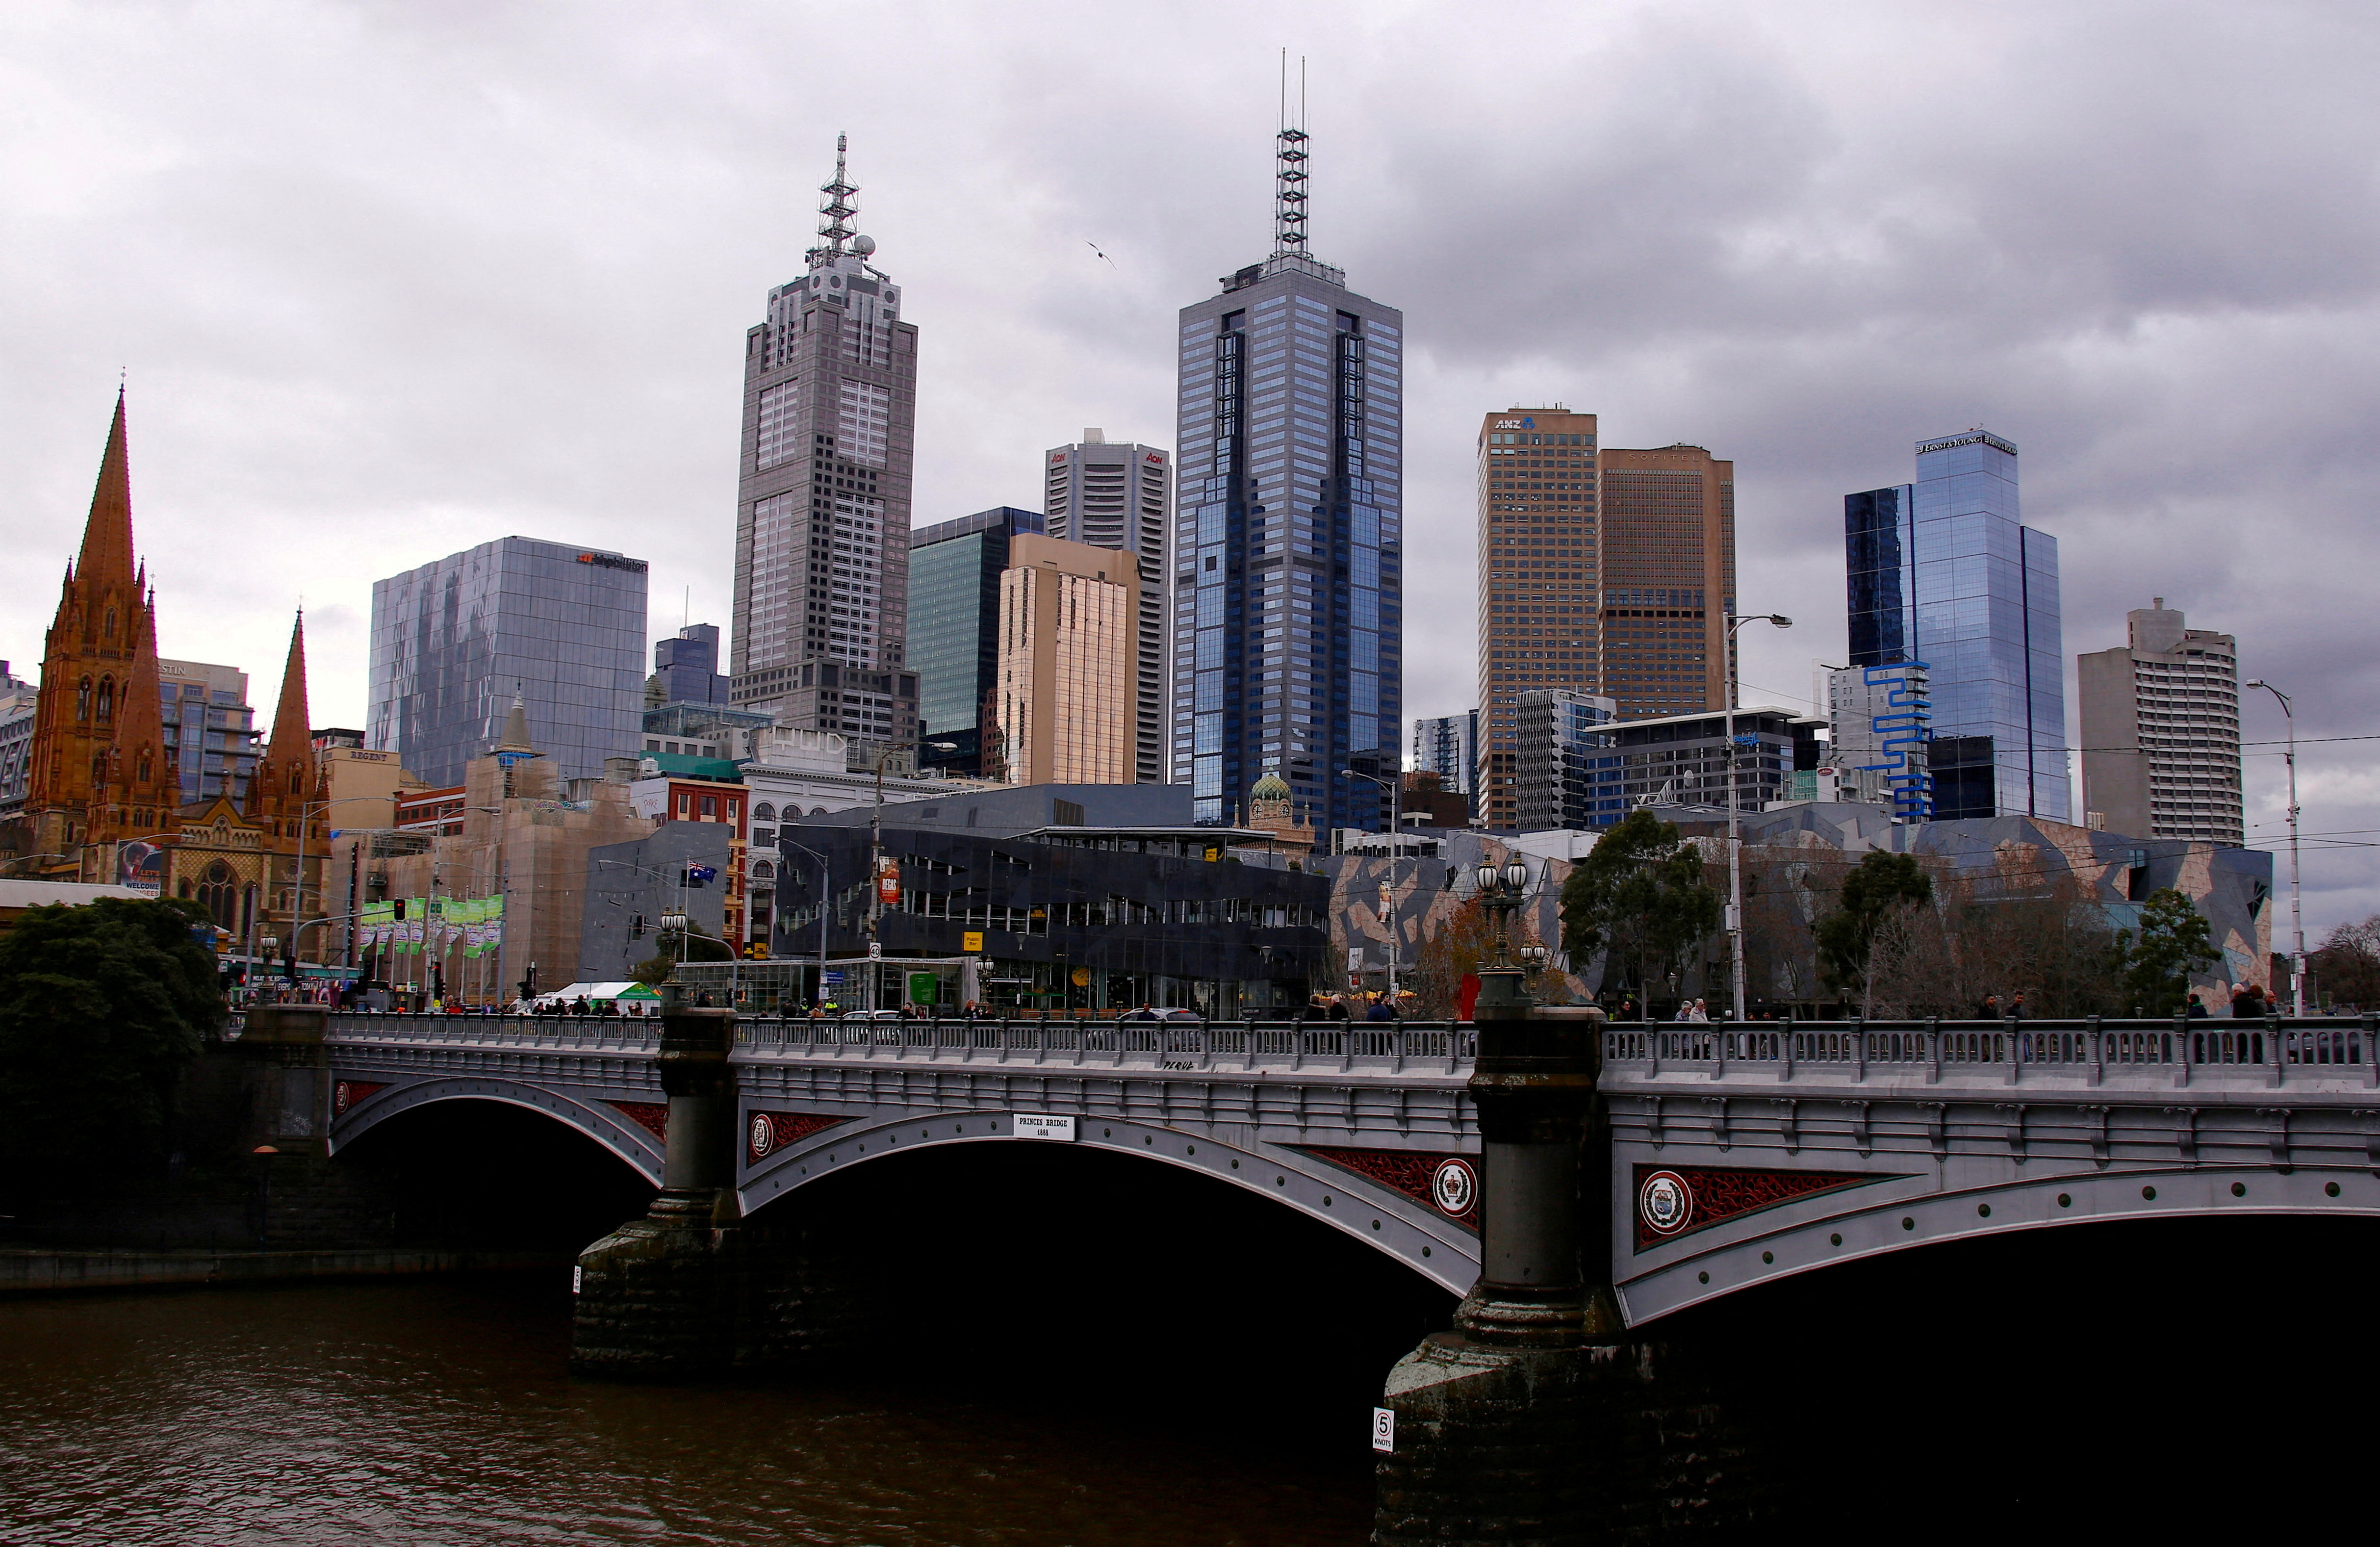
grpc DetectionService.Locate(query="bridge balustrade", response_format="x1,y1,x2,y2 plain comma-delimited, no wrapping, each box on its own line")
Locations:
323,1011,659,1053
1598,1015,2379,1088
731,1016,1477,1072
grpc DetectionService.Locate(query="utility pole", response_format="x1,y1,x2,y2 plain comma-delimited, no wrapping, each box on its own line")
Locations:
2245,679,2305,1015
1724,611,1792,1022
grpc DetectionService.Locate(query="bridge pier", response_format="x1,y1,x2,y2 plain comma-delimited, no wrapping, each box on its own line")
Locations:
570,1005,747,1379
1376,966,1760,1543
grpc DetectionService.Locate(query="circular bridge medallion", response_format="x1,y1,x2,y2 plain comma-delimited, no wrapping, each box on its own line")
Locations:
749,1112,776,1159
333,1081,354,1116
1430,1158,1478,1218
1639,1170,1694,1236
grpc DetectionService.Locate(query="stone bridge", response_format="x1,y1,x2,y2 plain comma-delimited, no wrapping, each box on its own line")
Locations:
323,1012,1488,1294
311,1001,2380,1542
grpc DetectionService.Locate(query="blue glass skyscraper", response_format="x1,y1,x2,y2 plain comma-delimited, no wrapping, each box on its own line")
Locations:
1844,429,2066,822
1171,115,1403,833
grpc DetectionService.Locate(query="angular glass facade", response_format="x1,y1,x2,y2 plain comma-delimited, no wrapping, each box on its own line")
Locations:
1844,429,2067,822
368,537,648,788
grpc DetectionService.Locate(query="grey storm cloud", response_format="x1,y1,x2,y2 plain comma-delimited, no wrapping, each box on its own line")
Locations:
4,0,2376,933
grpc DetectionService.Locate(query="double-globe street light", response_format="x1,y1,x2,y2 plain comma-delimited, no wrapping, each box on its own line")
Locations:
1724,611,1793,1022
2244,678,2306,1016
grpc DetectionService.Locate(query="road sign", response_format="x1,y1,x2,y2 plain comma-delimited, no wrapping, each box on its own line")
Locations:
1372,1407,1395,1453
823,970,845,984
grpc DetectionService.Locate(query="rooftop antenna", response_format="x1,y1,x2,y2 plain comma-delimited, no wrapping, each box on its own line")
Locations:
808,132,858,265
1273,52,1309,258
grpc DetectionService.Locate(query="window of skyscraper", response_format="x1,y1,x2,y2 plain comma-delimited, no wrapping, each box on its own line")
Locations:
756,381,803,469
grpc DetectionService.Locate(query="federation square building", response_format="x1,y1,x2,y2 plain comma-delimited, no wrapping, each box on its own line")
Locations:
1172,119,1403,831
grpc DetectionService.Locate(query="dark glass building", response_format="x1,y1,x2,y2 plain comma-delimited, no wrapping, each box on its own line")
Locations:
1844,430,2066,822
1172,116,1403,835
907,506,1044,775
368,536,648,788
653,623,729,705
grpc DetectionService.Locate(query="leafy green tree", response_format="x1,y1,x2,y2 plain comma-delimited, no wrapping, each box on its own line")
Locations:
1560,811,1721,1004
1816,851,1935,1012
629,927,735,986
0,897,225,1187
2113,887,2221,1015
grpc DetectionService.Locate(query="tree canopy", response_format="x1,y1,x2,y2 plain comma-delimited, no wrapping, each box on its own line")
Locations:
0,897,224,1186
2113,887,2222,1015
1816,851,1935,1011
1559,810,1720,1000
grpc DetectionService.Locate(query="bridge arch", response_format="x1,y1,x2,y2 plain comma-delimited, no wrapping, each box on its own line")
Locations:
737,1109,1480,1295
329,1077,666,1186
1620,1161,2380,1322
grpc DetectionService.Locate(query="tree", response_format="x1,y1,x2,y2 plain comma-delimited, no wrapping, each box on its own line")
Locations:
1560,810,1721,1006
0,897,225,1187
2309,916,2380,1010
2113,887,2221,1015
1816,851,1935,1015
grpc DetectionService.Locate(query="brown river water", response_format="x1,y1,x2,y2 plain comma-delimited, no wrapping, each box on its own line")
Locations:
0,1275,1374,1546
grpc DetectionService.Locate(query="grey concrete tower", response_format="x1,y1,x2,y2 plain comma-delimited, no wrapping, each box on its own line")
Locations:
729,137,922,757
1045,430,1171,783
1172,106,1404,835
2078,598,2242,846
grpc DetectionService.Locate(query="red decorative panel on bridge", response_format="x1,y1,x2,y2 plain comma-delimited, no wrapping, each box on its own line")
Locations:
610,1101,669,1143
746,1111,848,1163
1633,1164,1895,1251
1299,1147,1480,1230
332,1081,388,1117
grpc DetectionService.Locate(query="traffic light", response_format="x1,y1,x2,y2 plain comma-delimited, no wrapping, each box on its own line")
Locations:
392,899,407,920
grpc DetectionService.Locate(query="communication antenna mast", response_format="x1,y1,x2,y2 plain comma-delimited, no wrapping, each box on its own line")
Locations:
1273,52,1309,258
808,133,859,264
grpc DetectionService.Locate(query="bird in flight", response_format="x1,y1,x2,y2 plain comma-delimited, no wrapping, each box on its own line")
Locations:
1086,240,1117,269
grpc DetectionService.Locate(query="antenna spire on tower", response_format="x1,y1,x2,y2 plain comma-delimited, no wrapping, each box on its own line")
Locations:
811,132,859,263
1273,53,1309,258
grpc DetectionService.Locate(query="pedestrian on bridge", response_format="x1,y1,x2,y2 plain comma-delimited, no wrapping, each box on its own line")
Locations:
1979,993,2001,1020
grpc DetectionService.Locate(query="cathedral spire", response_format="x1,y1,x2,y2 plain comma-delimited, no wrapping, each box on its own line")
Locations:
249,610,317,821
77,389,137,589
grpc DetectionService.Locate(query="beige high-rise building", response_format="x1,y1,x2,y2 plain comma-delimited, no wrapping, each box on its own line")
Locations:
995,535,1144,786
1043,430,1171,783
2078,599,2243,847
1473,410,1734,828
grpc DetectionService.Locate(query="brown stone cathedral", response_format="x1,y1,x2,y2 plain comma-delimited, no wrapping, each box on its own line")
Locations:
11,393,181,883
9,395,327,964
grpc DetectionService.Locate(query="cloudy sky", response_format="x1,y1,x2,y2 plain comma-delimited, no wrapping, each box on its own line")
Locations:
6,0,2377,935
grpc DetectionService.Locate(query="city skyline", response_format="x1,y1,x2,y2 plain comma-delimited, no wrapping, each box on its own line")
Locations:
5,4,2375,927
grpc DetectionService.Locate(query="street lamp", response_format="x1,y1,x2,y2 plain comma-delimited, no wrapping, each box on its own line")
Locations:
1342,766,1404,1003
2245,679,2305,1016
778,839,834,1010
1724,612,1792,1023
866,740,956,1010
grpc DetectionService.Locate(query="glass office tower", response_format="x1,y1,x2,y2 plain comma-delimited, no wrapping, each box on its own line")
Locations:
1844,428,2066,821
907,506,1044,775
368,536,648,788
1172,116,1403,833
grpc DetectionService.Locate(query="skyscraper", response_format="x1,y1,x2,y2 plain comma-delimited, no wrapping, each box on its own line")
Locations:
652,624,729,706
1475,408,1600,826
2077,599,2242,846
1045,431,1170,783
1845,429,2066,822
908,506,1045,776
1411,711,1477,796
367,537,648,789
1511,688,1618,832
1472,410,1734,828
996,535,1145,786
729,136,921,757
1172,111,1402,834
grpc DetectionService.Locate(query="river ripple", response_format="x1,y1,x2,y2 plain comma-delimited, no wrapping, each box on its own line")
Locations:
0,1275,1369,1546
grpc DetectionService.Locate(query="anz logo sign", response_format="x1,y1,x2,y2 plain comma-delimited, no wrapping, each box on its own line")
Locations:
1495,416,1536,430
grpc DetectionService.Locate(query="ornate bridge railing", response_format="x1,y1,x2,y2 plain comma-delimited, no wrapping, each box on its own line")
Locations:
1602,1016,2379,1088
737,1017,1477,1074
